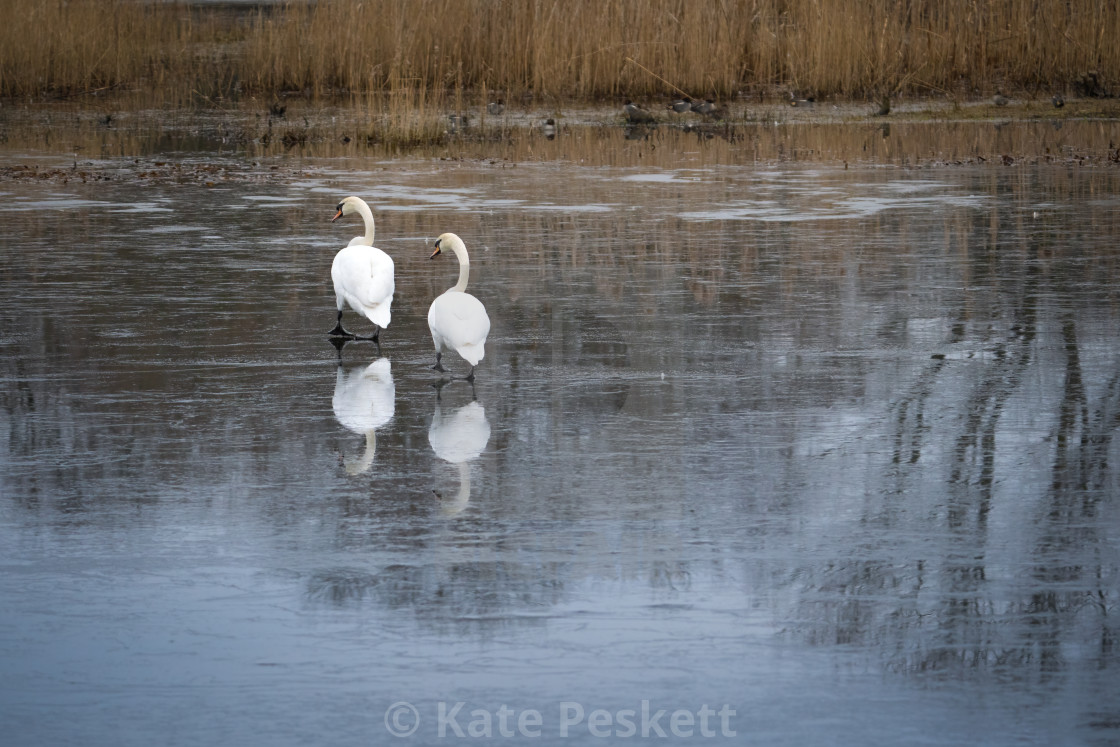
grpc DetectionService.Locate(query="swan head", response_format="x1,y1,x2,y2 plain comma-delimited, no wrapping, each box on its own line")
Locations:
430,232,465,260
332,195,363,223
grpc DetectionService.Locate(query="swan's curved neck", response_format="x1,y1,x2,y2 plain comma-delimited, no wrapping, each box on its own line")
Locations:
450,242,470,292
356,200,375,245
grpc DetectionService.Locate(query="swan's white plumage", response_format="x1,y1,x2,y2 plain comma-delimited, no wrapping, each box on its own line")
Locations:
332,196,395,330
429,292,489,365
332,247,394,328
428,232,490,370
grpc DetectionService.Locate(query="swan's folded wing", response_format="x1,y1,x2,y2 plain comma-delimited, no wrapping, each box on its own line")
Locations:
334,249,393,302
446,296,490,341
430,292,491,352
359,252,395,305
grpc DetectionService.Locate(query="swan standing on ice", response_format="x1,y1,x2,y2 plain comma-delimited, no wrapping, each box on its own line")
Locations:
427,233,491,381
329,196,395,343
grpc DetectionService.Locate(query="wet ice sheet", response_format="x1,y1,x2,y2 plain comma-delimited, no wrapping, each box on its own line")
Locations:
2,159,1120,746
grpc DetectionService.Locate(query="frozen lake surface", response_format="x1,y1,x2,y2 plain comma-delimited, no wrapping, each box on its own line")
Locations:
2,150,1120,745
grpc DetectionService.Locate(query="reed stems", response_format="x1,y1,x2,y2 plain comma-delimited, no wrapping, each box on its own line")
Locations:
2,0,1117,101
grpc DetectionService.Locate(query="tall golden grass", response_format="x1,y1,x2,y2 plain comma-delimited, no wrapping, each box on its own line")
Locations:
2,0,1118,101
0,1,224,100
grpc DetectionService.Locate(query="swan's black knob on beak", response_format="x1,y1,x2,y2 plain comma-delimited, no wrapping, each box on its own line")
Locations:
429,238,442,260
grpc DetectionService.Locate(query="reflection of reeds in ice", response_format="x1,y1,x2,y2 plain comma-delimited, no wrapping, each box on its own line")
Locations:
3,0,1120,105
6,106,1120,169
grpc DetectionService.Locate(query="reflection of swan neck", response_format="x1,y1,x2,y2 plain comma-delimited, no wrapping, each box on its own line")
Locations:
345,430,376,475
441,461,471,516
458,461,470,494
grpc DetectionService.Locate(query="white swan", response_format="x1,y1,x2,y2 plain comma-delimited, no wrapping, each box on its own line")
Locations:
332,358,395,474
429,400,490,515
428,233,491,380
329,196,395,342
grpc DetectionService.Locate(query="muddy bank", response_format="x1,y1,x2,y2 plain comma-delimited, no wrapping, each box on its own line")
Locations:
3,97,1120,174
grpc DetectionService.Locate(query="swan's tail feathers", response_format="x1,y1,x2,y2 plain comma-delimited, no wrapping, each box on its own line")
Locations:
456,343,485,367
361,300,392,329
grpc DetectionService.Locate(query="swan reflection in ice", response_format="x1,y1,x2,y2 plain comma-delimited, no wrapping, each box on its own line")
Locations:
332,358,395,474
429,399,490,515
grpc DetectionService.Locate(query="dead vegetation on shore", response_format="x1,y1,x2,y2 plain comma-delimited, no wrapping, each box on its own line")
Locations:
2,0,1117,106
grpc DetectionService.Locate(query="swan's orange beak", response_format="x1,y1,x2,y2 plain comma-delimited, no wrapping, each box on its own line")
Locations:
331,208,344,222
429,239,442,260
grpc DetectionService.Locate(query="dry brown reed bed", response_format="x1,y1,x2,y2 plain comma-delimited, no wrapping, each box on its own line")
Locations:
2,0,1118,105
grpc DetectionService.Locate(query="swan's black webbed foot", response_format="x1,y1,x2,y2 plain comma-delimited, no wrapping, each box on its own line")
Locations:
462,367,476,383
329,313,355,338
329,311,355,339
431,352,446,372
328,325,355,339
